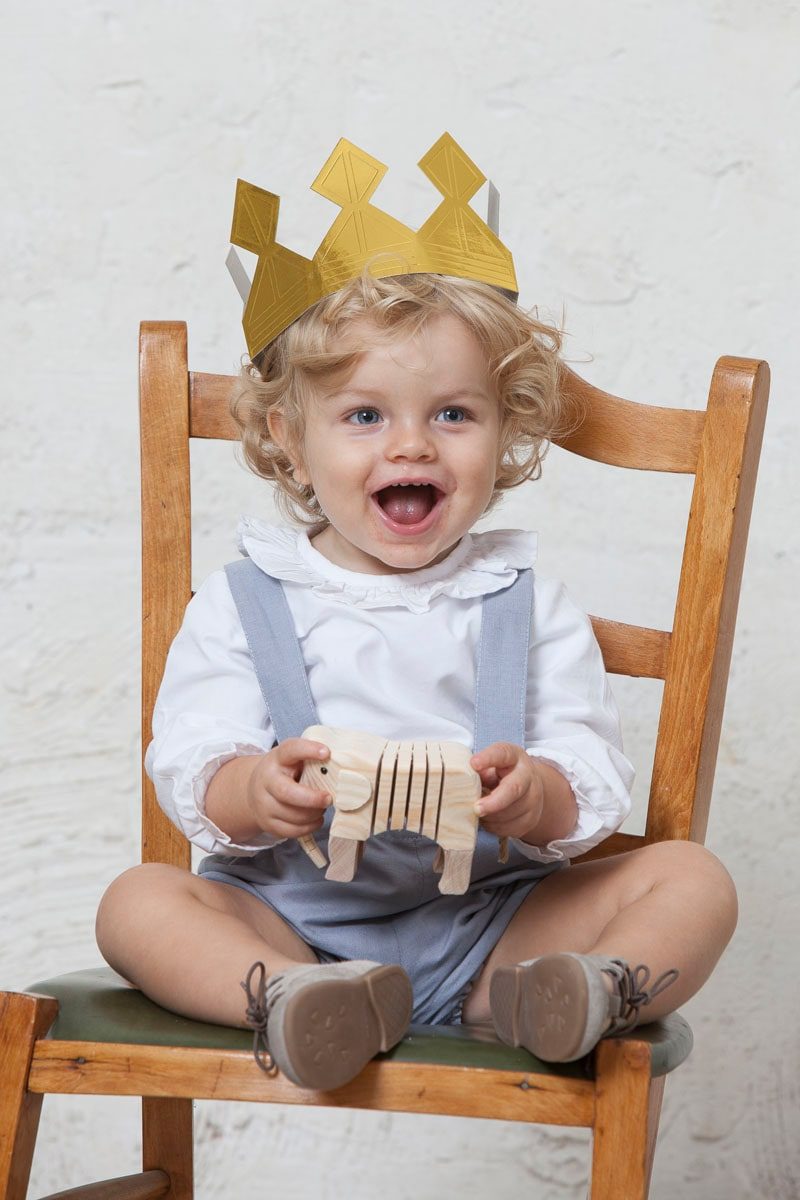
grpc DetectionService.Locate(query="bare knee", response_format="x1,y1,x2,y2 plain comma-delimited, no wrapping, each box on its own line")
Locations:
641,840,738,934
96,862,192,963
97,861,189,919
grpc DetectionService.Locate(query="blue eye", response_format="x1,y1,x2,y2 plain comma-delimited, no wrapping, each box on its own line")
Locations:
347,408,381,425
437,407,467,423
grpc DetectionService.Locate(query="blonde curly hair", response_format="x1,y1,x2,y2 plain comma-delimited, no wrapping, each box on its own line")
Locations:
231,272,568,529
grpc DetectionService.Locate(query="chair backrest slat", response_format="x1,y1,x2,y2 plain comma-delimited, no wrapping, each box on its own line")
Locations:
590,618,670,680
555,366,705,473
140,324,768,864
189,372,239,440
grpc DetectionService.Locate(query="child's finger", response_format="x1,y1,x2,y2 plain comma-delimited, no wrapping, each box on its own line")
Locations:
275,737,330,766
269,812,327,839
269,774,331,809
479,796,528,828
474,768,527,816
481,820,523,841
271,793,330,826
477,766,499,793
470,742,520,773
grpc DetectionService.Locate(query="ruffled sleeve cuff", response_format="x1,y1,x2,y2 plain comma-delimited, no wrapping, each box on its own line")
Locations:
509,745,634,865
146,738,287,857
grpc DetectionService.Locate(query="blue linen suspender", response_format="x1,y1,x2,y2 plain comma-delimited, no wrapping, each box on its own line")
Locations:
473,568,532,752
225,558,319,742
223,556,533,751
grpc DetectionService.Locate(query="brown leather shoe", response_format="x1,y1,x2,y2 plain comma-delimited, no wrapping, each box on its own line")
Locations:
490,953,679,1062
242,959,413,1089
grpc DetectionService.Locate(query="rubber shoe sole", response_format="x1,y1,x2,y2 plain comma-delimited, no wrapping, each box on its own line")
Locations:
269,964,413,1090
490,954,607,1062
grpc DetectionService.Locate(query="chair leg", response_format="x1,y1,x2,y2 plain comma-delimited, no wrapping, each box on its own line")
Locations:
0,990,59,1200
590,1038,664,1200
643,1072,666,1192
142,1098,194,1200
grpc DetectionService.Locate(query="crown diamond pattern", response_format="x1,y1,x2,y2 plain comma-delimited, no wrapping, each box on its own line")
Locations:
231,133,518,357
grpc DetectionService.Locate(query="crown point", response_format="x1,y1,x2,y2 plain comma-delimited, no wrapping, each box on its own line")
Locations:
231,179,280,255
419,133,485,202
311,138,387,208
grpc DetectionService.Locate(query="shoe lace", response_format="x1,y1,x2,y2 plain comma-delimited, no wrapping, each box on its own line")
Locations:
604,960,680,1035
241,961,276,1074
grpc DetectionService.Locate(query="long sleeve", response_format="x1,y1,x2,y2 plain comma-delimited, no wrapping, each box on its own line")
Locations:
509,576,634,864
145,570,285,855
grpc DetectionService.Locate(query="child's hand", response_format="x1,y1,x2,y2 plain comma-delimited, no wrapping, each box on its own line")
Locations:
246,738,332,840
470,743,546,841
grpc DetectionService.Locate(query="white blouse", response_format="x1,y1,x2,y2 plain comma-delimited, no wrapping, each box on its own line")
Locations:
145,521,634,865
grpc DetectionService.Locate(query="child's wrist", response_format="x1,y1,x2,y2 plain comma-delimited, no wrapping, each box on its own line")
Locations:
518,760,577,846
205,753,266,843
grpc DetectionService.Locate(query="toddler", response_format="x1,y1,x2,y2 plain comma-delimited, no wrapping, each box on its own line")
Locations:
97,179,737,1092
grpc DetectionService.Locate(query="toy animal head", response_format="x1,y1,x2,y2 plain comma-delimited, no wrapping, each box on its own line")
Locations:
300,725,377,811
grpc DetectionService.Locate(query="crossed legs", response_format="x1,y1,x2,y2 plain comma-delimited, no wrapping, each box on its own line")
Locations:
462,839,738,1026
97,839,738,1050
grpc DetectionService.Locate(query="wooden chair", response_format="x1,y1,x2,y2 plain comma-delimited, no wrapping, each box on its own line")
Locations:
0,322,769,1200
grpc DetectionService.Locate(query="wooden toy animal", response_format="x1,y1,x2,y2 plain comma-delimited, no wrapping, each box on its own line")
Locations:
298,725,507,895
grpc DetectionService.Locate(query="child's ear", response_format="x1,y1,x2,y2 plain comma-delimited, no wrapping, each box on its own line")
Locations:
267,410,311,487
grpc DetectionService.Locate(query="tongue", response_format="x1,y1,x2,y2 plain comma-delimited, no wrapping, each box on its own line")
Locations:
379,485,435,525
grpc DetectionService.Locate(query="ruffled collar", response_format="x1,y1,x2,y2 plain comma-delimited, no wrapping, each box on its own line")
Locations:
236,519,537,614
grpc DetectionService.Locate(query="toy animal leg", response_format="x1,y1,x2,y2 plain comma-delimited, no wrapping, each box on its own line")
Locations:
326,836,365,883
437,847,473,895
298,834,327,869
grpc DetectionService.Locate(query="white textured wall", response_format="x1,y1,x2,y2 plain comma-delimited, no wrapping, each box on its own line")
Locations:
3,1,798,1196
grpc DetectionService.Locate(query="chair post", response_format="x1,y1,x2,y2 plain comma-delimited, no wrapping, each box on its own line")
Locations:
0,990,59,1200
139,323,194,1193
142,1099,194,1200
139,321,192,870
590,1038,664,1199
648,357,769,843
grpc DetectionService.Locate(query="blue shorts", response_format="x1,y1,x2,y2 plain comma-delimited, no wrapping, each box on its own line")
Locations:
200,824,562,1024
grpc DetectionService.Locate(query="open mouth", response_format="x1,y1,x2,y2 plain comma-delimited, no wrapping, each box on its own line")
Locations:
373,483,444,528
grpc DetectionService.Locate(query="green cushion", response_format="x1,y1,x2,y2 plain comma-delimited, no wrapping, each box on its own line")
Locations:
27,967,692,1079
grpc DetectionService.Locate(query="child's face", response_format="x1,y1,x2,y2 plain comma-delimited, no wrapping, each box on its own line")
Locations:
276,313,502,575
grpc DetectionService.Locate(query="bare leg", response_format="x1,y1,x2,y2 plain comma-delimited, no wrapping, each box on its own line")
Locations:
96,862,318,1027
463,840,738,1025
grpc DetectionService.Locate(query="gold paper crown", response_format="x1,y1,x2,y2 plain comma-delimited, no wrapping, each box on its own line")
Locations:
229,133,518,358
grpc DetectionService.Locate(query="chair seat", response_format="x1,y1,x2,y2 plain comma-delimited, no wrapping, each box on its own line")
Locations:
26,967,693,1079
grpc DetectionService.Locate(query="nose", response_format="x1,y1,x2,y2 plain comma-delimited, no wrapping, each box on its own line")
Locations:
385,417,436,461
